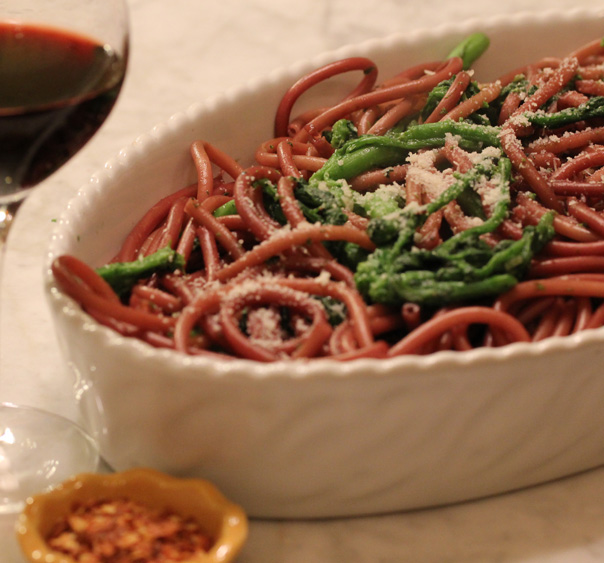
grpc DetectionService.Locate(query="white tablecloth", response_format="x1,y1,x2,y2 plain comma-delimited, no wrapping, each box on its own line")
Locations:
2,0,604,560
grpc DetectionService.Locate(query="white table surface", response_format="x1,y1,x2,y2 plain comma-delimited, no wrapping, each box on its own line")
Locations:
2,0,604,560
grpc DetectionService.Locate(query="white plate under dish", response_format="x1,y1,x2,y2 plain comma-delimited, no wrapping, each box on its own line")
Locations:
46,8,604,518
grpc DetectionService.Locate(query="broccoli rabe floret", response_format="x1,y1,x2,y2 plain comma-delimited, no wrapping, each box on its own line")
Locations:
324,118,358,149
352,150,554,307
355,184,405,219
420,77,455,122
420,77,482,122
211,178,287,224
355,213,554,306
297,176,406,224
97,245,185,299
294,178,349,225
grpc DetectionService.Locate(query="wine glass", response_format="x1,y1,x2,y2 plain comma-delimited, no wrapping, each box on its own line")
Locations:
0,0,129,246
0,0,129,519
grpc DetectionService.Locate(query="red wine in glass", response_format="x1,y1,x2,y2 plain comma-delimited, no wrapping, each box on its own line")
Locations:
0,21,126,225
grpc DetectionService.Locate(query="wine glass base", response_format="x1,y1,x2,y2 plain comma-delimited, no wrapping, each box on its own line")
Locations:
0,403,100,514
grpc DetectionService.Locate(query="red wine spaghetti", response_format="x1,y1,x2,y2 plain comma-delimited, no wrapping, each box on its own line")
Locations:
53,34,604,361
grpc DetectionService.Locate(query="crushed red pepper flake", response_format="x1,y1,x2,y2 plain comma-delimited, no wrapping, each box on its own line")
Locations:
46,497,212,563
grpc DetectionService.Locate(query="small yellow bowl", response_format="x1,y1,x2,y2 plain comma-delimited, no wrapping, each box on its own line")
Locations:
15,467,248,563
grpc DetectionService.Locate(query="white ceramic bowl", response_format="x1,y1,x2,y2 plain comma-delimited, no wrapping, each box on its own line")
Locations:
46,8,604,519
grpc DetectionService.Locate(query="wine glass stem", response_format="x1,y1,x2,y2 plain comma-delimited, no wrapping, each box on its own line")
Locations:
0,201,20,250
0,200,23,376
0,201,22,283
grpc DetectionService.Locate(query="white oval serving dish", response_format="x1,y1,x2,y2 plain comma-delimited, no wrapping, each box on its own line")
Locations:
45,8,604,518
